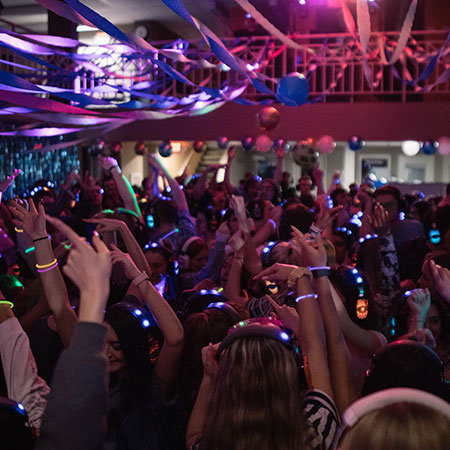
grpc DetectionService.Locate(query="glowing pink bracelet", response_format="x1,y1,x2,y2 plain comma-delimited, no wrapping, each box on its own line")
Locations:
37,261,59,273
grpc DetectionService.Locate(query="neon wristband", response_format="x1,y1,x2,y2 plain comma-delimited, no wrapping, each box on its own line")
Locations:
36,258,57,269
268,219,276,230
33,236,49,243
132,271,150,287
295,294,318,303
37,262,58,273
309,266,331,278
0,300,14,308
14,227,23,233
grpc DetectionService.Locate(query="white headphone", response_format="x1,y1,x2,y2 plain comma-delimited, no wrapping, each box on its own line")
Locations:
180,236,203,271
332,388,450,449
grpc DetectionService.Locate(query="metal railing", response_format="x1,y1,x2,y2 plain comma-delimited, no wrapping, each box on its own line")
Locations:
1,29,449,104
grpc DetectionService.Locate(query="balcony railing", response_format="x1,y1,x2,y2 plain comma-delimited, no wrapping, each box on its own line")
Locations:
1,29,449,104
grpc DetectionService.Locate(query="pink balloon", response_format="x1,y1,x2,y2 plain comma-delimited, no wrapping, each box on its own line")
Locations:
438,136,450,156
318,135,336,154
255,134,272,153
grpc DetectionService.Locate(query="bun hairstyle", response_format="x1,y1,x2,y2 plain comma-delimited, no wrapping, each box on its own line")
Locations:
333,388,450,450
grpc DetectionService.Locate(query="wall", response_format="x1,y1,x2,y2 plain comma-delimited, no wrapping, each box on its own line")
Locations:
107,102,450,143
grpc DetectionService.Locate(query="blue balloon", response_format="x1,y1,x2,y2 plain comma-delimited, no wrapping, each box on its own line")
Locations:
348,136,365,151
422,140,437,155
277,72,309,106
159,140,172,157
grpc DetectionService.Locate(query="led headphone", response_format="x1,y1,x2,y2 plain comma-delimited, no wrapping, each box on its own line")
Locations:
332,388,450,449
261,241,277,267
348,267,368,320
205,301,241,325
429,226,441,245
216,317,295,360
107,302,162,364
364,340,449,399
180,236,204,271
0,397,35,450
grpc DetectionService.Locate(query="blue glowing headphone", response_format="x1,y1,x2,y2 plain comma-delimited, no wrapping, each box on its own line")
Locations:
205,301,240,325
261,241,277,267
216,317,294,360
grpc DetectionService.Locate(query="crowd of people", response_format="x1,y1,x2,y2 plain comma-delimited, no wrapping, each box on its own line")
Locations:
0,146,450,450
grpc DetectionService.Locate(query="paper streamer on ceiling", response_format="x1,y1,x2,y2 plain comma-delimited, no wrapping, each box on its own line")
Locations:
233,0,313,54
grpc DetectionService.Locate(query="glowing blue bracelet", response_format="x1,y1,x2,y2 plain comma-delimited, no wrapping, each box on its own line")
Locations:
295,293,318,303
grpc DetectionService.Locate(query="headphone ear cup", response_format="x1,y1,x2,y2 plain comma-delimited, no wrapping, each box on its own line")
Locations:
182,254,190,270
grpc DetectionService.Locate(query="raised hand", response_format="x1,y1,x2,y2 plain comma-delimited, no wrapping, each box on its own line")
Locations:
266,295,299,336
253,262,299,282
291,226,327,267
202,342,219,378
369,202,390,236
83,217,125,234
109,243,142,280
314,195,342,230
46,216,112,322
429,260,450,305
98,155,119,172
0,169,21,194
80,170,97,193
9,198,47,240
406,288,431,319
227,146,236,161
62,169,80,191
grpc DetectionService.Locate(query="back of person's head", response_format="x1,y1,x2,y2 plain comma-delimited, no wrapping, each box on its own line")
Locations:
0,397,35,450
335,388,450,450
363,340,449,401
279,204,314,241
374,185,402,204
154,199,178,225
267,241,303,267
199,319,306,450
182,303,243,406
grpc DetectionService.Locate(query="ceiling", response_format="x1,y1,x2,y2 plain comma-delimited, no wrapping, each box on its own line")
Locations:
0,0,229,37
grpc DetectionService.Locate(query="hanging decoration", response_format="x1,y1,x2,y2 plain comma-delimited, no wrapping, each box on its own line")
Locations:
217,136,229,150
292,139,319,169
241,135,254,151
135,141,146,155
317,135,336,154
348,136,365,151
255,135,272,153
421,140,438,155
0,0,443,150
159,140,172,157
193,140,206,153
257,107,281,131
437,137,450,156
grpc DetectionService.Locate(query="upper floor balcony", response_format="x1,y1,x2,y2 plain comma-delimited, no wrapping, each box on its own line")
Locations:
0,26,448,106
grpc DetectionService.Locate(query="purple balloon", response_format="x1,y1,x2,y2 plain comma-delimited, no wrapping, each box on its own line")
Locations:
277,73,309,106
217,136,229,149
348,136,365,151
241,135,254,151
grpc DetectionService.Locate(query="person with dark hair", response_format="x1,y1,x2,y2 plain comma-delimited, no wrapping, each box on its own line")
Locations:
279,203,315,241
373,185,425,251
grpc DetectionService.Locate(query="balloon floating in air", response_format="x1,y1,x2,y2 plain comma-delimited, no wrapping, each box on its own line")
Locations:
159,140,172,157
421,140,437,155
135,141,146,156
241,135,254,151
217,136,229,149
255,135,273,153
277,72,309,106
292,139,319,169
348,136,365,151
318,135,336,154
193,140,205,153
257,106,281,131
438,136,450,156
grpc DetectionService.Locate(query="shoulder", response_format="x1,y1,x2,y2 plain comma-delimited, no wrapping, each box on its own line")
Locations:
303,389,340,450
